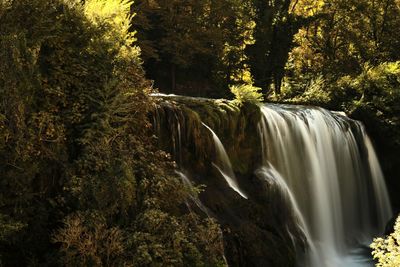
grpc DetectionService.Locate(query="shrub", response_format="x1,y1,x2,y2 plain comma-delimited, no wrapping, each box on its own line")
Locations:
53,213,125,267
371,215,400,267
0,0,226,265
290,75,332,105
230,84,264,105
351,62,400,110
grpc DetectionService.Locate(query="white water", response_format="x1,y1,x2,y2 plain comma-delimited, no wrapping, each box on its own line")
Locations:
256,164,321,266
152,102,183,163
364,135,393,226
202,123,248,199
176,171,211,216
258,104,392,267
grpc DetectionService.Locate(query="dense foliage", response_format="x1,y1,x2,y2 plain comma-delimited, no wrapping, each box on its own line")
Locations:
133,0,317,97
1,0,400,265
230,84,264,105
0,0,225,265
289,0,400,78
281,0,400,104
371,215,400,267
131,0,400,100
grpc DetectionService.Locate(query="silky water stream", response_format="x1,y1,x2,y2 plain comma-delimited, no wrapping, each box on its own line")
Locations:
258,104,392,267
153,97,392,266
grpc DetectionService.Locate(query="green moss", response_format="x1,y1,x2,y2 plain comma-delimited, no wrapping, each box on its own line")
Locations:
153,96,262,176
152,95,299,267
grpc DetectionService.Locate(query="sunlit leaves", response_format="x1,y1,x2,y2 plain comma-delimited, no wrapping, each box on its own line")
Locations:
289,0,400,77
230,84,264,105
371,216,400,267
85,0,136,48
290,0,325,17
0,0,225,265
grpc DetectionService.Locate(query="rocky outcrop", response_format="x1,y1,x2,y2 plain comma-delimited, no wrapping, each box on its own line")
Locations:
152,95,304,267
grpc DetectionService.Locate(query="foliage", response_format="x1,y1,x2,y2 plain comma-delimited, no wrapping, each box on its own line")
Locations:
371,215,400,267
334,62,400,116
281,61,400,111
0,214,25,242
246,0,302,95
117,0,400,99
288,0,400,78
338,62,400,158
0,0,225,265
230,84,264,105
351,62,400,104
133,0,255,96
133,0,311,97
280,75,331,105
53,213,125,266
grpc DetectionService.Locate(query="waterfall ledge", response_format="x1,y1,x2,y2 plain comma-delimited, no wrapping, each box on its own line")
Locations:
152,94,392,267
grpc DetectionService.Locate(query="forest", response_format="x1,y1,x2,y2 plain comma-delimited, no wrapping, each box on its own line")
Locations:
0,0,399,266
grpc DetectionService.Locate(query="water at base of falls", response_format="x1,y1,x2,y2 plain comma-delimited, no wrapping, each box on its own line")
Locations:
258,104,392,267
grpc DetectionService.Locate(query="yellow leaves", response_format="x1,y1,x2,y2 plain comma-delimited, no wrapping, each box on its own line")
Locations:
359,62,400,94
383,61,400,76
70,101,86,124
291,0,325,17
0,214,26,241
84,0,135,40
288,75,331,104
84,0,132,23
84,0,139,65
371,216,400,267
0,0,12,16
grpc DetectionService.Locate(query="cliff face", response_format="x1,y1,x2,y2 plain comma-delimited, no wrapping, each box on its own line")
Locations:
350,106,400,211
152,95,303,267
151,95,393,267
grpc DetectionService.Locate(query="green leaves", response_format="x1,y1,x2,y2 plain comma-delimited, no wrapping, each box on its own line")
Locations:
0,1,226,265
289,0,400,78
230,84,264,105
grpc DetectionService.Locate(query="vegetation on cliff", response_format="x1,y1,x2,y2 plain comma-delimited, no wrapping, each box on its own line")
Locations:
135,0,400,264
1,0,400,265
0,0,225,265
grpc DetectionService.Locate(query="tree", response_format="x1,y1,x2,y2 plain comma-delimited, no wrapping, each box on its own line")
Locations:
0,0,225,265
133,0,256,97
289,0,400,78
245,0,315,96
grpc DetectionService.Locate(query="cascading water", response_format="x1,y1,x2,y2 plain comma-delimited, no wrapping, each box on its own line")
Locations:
258,104,392,267
255,163,320,266
152,95,392,266
152,101,183,163
202,122,248,199
176,170,211,216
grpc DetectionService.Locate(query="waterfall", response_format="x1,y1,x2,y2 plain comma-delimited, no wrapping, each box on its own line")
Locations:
176,170,211,216
364,135,393,227
152,101,184,163
258,104,392,267
152,95,392,266
255,163,321,266
202,122,248,199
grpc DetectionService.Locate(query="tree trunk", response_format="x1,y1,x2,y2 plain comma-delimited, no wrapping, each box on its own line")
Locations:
274,74,282,95
171,64,176,92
